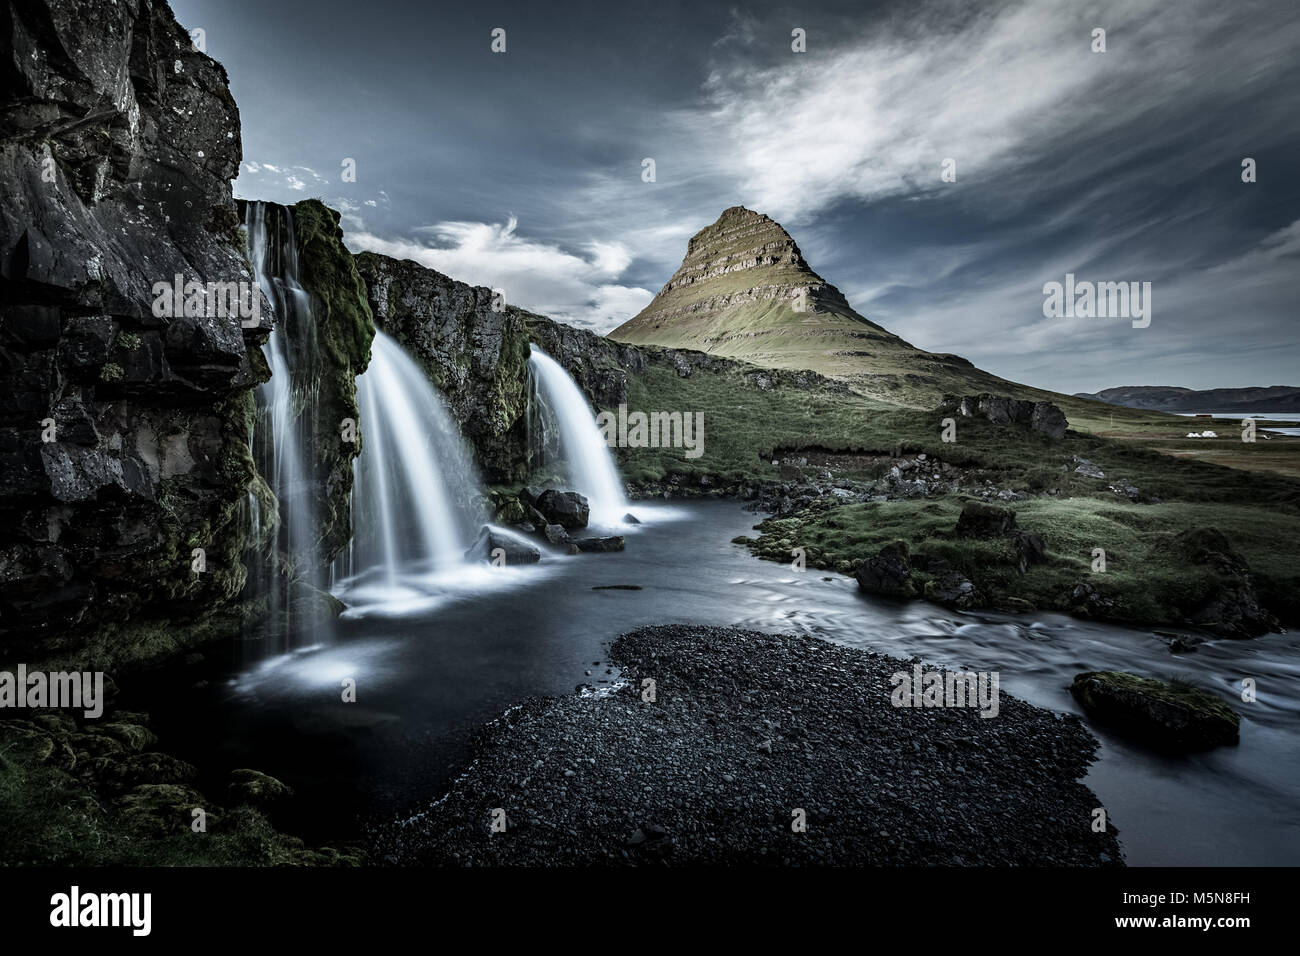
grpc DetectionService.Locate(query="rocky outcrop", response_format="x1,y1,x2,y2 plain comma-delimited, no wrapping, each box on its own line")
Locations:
463,526,540,566
1159,527,1277,638
955,500,1018,538
533,489,589,530
0,0,266,668
942,394,1069,440
854,542,916,599
1070,671,1240,752
354,251,532,482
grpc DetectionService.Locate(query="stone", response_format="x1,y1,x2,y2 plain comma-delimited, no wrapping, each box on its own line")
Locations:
955,500,1017,538
1073,457,1106,479
572,535,626,553
945,394,1068,440
1070,671,1240,752
534,490,590,530
854,542,916,599
228,768,295,810
1009,531,1047,573
464,527,542,565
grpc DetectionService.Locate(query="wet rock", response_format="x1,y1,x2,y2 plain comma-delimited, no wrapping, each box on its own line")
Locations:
854,542,916,599
1070,581,1117,618
623,513,641,524
924,571,981,610
464,527,542,565
1070,671,1240,752
572,535,625,553
543,524,571,546
535,490,590,530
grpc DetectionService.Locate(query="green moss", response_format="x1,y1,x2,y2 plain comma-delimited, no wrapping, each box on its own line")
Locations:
289,199,376,562
99,362,124,382
0,746,360,867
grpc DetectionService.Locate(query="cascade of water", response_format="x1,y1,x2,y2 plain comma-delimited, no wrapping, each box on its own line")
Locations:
244,201,327,651
527,345,628,525
332,330,486,592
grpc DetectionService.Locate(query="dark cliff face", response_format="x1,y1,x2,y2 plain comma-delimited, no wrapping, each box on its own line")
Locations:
355,251,532,482
0,0,265,668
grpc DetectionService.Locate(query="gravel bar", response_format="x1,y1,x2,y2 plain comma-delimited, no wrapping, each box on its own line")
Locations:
376,625,1123,866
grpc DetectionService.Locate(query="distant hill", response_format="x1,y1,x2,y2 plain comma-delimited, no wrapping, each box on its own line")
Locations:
1074,385,1300,414
608,206,1157,431
611,206,1016,408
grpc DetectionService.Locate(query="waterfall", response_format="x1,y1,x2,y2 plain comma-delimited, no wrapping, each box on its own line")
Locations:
332,330,486,599
527,345,629,525
244,201,327,651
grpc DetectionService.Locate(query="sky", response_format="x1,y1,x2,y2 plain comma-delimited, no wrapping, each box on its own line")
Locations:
173,0,1300,394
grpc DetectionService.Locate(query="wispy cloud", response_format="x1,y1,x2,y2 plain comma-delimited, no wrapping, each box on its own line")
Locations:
348,216,653,331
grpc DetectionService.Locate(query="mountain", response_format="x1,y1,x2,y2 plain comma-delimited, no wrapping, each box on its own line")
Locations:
1075,385,1300,414
610,206,1069,411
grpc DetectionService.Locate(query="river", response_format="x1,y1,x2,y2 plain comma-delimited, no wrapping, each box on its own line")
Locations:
165,500,1299,866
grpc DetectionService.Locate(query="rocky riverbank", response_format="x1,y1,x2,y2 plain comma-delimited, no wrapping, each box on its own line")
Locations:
374,625,1123,866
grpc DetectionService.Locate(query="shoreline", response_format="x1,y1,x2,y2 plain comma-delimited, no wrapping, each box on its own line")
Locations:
375,624,1123,866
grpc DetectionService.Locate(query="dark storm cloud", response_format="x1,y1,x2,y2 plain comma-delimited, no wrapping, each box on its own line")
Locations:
172,0,1299,392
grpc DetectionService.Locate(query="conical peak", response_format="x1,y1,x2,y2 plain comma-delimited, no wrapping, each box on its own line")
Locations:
684,205,798,261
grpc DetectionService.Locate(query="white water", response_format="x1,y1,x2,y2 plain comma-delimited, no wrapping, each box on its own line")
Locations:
245,201,324,650
528,345,629,525
332,330,488,608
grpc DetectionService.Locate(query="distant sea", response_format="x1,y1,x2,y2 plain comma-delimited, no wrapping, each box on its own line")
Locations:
1177,411,1300,436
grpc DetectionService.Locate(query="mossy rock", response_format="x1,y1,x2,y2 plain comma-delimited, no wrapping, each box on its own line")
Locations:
114,784,213,838
91,752,198,793
228,768,295,811
90,722,158,752
1070,670,1240,752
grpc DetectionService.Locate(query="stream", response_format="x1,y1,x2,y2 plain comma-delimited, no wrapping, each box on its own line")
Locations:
164,500,1299,866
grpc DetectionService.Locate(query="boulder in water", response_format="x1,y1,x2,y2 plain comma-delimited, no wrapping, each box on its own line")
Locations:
572,535,626,553
535,489,590,529
543,524,572,546
1070,671,1240,752
464,527,542,565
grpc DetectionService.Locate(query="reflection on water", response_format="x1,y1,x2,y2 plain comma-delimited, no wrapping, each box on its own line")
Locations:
216,500,1298,866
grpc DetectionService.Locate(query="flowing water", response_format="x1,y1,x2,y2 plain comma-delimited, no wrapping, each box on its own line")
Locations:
330,330,487,613
183,500,1299,866
244,201,326,654
527,346,630,525
225,241,1297,864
